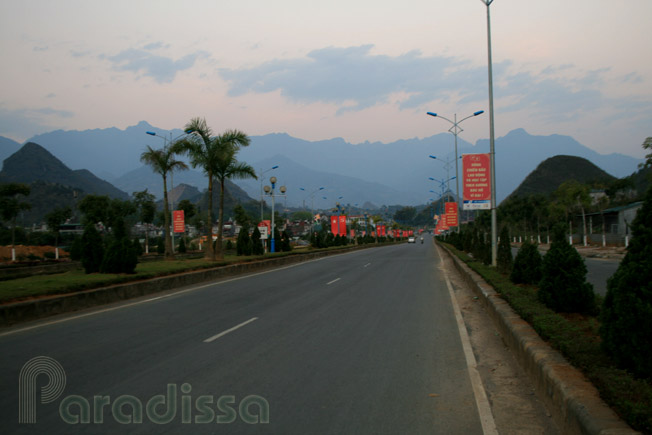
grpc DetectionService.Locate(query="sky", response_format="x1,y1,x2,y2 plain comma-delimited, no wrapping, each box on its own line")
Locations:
1,0,651,158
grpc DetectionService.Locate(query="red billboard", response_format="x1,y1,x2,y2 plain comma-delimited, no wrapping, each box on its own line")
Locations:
462,153,491,210
445,202,458,227
173,210,185,233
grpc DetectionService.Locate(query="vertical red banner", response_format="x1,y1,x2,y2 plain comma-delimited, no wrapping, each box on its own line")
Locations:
330,216,338,235
463,153,491,210
173,210,185,233
445,202,458,227
339,215,346,236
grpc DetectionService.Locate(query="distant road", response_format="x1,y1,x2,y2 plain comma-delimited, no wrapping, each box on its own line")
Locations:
1,242,489,434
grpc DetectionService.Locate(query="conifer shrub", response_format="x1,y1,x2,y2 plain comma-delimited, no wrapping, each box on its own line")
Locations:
177,237,187,253
538,224,595,313
236,227,252,256
156,237,165,254
81,224,104,274
600,187,652,378
100,237,138,274
251,226,264,255
280,230,292,252
497,226,513,274
133,237,143,256
510,240,542,285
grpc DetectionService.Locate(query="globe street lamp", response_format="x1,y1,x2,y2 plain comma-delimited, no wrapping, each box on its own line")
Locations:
427,110,484,232
482,0,498,266
259,165,279,220
263,176,286,253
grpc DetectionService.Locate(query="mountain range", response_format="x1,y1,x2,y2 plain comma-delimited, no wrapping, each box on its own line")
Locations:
0,121,645,208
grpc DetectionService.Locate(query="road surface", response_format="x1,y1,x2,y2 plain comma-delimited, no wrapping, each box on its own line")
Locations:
1,240,555,434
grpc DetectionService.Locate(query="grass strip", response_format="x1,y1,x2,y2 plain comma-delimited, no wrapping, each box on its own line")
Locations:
442,242,652,434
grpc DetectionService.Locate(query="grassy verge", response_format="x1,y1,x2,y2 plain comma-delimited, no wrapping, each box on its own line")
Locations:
0,254,273,304
442,243,652,434
0,243,374,304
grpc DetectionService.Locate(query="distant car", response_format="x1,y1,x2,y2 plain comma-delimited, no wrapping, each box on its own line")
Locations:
408,236,416,243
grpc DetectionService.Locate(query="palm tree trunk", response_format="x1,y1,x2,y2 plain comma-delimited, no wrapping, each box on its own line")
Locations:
162,175,174,259
206,174,215,260
216,177,225,260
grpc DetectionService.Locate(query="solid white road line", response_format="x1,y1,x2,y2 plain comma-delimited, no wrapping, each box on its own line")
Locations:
326,278,341,285
203,317,259,343
436,245,499,435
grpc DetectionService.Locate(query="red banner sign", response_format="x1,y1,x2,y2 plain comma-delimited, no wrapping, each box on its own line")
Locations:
462,153,491,210
173,210,185,233
445,202,458,227
339,215,346,236
331,216,339,235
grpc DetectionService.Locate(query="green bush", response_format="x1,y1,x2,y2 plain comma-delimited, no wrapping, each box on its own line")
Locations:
538,225,595,314
156,237,165,254
511,240,542,285
133,238,143,256
178,237,187,254
236,227,252,256
600,187,652,379
100,237,138,274
251,226,264,255
497,227,513,274
81,224,104,274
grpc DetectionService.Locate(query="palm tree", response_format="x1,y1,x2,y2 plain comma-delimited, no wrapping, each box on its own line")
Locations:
140,145,188,259
173,117,256,260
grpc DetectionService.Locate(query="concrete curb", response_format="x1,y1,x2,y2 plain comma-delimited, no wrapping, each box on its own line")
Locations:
0,246,373,328
439,243,638,435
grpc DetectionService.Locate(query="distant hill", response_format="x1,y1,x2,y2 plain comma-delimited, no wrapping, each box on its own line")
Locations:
25,122,644,205
0,142,129,200
507,155,617,199
0,142,130,224
0,136,21,169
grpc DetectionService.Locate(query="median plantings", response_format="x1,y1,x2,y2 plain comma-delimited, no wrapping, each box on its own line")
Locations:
441,243,652,433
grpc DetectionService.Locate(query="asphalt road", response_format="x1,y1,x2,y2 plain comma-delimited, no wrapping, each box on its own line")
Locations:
0,241,488,434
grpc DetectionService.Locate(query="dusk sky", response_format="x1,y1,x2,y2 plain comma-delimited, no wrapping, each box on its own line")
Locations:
1,0,650,158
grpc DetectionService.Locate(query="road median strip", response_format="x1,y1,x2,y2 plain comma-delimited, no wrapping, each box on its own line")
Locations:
438,242,637,435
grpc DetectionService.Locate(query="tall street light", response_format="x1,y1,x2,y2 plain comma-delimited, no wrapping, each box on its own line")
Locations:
427,110,484,232
300,186,324,237
259,165,279,220
481,0,498,266
146,130,190,253
263,176,286,253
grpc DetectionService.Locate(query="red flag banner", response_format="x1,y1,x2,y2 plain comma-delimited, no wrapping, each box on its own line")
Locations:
445,202,458,227
339,215,346,236
331,216,339,235
462,153,491,210
173,210,185,233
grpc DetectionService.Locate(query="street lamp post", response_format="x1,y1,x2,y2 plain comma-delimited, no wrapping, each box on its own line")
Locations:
300,186,324,237
429,176,456,220
427,110,484,232
263,176,286,253
259,165,279,220
481,0,498,266
145,130,190,253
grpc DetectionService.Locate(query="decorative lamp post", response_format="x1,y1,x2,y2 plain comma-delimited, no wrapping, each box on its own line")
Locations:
263,176,286,253
259,165,279,220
